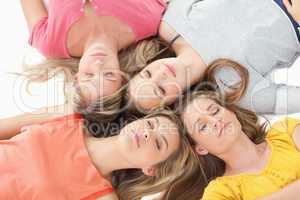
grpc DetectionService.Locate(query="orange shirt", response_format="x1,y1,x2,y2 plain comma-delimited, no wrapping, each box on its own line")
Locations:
0,114,113,200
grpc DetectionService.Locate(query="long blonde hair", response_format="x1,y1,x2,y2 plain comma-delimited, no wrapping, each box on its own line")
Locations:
23,37,171,124
113,110,203,200
180,90,268,198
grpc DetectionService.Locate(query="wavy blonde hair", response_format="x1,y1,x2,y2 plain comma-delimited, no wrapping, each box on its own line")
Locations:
23,37,171,124
112,110,203,200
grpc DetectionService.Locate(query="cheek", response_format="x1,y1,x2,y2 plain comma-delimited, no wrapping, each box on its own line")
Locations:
194,132,221,150
131,80,151,97
125,145,159,167
79,57,97,73
163,85,182,103
138,147,160,166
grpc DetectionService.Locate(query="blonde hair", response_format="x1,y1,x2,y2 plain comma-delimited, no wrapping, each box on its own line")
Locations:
113,110,203,200
23,37,169,124
181,90,268,198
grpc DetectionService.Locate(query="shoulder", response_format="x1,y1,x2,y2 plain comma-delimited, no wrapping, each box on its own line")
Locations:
202,178,240,200
291,121,300,151
269,118,300,135
269,117,300,150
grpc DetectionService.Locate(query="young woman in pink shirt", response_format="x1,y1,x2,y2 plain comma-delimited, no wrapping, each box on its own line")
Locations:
21,0,169,122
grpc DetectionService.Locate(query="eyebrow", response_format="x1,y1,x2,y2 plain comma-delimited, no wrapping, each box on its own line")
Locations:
155,117,169,150
161,134,169,150
194,117,202,132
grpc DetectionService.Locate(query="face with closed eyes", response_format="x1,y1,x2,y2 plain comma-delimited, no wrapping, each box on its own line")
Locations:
128,58,188,112
76,44,123,104
118,116,180,169
182,97,242,156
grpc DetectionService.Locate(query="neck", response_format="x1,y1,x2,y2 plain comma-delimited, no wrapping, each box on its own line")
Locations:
84,31,119,55
219,133,262,174
85,135,133,178
171,38,207,85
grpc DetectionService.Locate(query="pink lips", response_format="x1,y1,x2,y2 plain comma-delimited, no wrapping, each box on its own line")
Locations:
164,64,176,77
91,52,107,58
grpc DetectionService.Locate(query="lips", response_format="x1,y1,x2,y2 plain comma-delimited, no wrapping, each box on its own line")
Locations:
91,52,107,58
164,64,176,77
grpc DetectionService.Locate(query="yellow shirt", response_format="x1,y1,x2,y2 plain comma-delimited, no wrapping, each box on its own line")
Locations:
202,118,300,200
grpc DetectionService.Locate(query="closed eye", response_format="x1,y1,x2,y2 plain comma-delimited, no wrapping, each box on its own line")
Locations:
200,124,207,131
153,85,166,99
155,139,161,150
104,72,119,81
158,86,166,95
147,120,155,129
212,108,220,116
140,70,151,79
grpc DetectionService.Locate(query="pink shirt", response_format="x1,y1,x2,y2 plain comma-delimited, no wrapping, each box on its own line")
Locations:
29,0,167,58
0,114,113,200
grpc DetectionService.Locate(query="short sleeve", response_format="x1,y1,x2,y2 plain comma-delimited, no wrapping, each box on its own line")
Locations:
202,179,240,200
28,16,48,47
267,117,300,150
269,118,300,138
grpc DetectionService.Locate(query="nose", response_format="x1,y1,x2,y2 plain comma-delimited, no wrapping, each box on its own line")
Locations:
152,67,168,81
206,117,223,131
213,119,227,132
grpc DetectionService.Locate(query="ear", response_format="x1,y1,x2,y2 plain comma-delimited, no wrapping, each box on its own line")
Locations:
142,167,157,177
195,144,209,156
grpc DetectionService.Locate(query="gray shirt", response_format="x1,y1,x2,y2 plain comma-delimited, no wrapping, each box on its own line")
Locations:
163,0,300,114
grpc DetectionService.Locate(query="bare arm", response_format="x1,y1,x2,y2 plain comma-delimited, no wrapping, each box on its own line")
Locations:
0,104,73,140
20,0,48,32
158,21,207,83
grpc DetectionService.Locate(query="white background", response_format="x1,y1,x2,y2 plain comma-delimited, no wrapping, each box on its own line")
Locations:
1,2,300,120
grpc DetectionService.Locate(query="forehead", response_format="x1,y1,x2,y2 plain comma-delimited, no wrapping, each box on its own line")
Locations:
185,98,216,115
154,116,180,149
128,79,161,110
138,116,179,136
129,78,155,95
156,116,178,131
140,116,178,130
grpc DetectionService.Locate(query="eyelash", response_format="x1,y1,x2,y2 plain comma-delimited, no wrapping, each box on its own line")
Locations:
212,107,220,115
156,139,161,150
158,86,166,95
104,72,118,81
200,124,207,131
147,120,155,129
144,70,151,78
